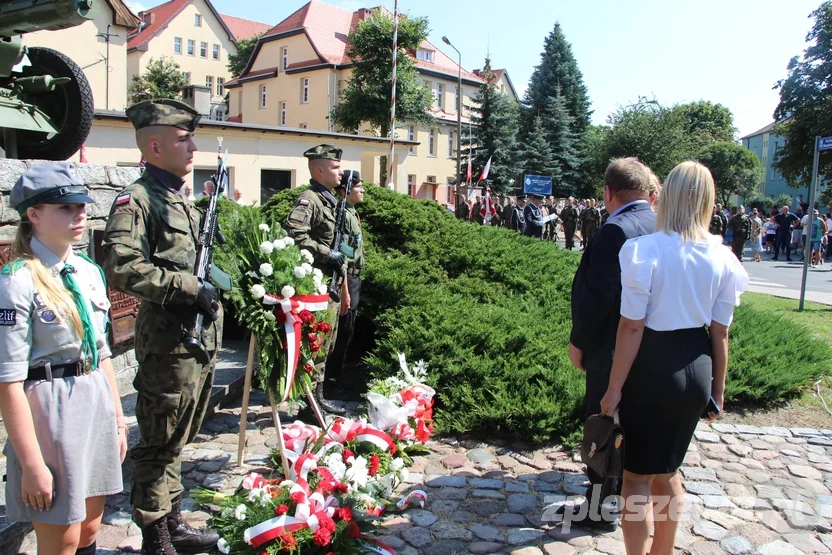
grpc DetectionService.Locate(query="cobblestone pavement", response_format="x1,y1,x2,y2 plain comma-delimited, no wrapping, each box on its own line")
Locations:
14,396,832,555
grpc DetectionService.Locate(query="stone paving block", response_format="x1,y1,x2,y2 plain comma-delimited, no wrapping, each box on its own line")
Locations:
695,431,721,443
506,527,545,545
756,540,804,555
425,540,467,555
784,532,831,553
494,512,527,526
682,467,718,481
694,519,728,540
470,478,505,489
711,423,738,434
594,537,626,555
719,536,753,555
701,495,737,509
471,523,504,542
506,481,531,493
815,438,832,447
507,493,539,514
473,489,506,499
509,548,544,555
685,481,725,496
470,542,505,554
761,426,792,437
542,543,577,555
734,424,765,435
792,428,822,437
689,541,728,554
702,509,745,529
757,510,792,534
430,520,474,541
426,475,467,487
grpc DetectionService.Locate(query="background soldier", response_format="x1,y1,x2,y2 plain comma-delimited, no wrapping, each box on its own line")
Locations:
457,193,470,220
709,205,725,236
509,196,527,233
560,198,579,250
580,199,602,247
716,203,729,241
101,99,222,555
284,144,347,416
502,197,515,228
326,171,365,400
728,205,751,261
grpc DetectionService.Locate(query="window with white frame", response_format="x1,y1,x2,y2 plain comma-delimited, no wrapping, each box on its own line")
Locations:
301,78,309,103
454,86,459,112
446,179,454,203
200,41,207,58
428,129,436,156
194,14,201,26
436,84,443,110
205,75,213,91
260,84,267,108
408,125,415,154
187,39,195,56
407,175,415,197
282,47,288,71
212,44,220,60
181,71,191,83
280,102,287,126
217,77,225,96
416,48,434,62
174,37,182,54
427,175,436,183
448,131,455,158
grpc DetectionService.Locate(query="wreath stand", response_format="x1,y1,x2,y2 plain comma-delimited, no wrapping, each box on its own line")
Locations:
236,334,327,476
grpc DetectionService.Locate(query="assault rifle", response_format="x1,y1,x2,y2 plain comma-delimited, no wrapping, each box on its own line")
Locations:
184,137,232,361
327,169,359,302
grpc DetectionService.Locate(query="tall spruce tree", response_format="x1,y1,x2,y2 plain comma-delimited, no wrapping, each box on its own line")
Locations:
461,58,521,194
545,87,582,195
521,115,558,179
525,23,591,137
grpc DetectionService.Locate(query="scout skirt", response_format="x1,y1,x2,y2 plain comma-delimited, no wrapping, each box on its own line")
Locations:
4,369,123,525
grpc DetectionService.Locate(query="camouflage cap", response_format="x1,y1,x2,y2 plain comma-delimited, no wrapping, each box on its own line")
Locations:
125,99,201,132
303,144,343,161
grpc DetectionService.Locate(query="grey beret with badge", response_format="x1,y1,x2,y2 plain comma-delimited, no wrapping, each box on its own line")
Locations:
125,98,201,132
303,144,343,161
12,162,95,216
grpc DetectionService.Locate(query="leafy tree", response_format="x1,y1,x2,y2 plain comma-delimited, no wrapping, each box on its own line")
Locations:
773,2,832,187
524,22,591,136
595,99,697,179
128,56,187,104
698,142,764,205
544,87,582,195
461,59,521,194
333,10,433,137
520,115,558,179
227,34,261,79
582,124,611,196
775,193,795,210
673,101,736,144
819,185,832,209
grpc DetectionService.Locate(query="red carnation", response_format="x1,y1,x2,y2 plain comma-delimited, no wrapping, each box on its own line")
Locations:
277,532,296,550
307,332,318,343
313,528,332,546
304,363,315,374
347,521,360,538
311,341,323,353
334,482,349,493
298,309,315,325
369,454,381,477
317,322,331,334
275,504,288,516
343,449,354,462
319,515,336,533
291,491,305,504
336,506,353,522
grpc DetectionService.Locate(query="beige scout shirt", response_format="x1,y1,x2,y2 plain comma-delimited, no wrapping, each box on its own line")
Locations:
0,238,111,382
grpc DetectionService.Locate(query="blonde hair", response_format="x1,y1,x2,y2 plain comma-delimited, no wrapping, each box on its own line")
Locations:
11,218,83,339
655,161,714,242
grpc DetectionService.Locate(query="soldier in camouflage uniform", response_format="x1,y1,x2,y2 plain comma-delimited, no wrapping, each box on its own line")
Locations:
579,199,602,248
709,205,724,236
326,170,365,398
101,99,222,555
284,144,347,416
560,198,580,250
728,205,751,262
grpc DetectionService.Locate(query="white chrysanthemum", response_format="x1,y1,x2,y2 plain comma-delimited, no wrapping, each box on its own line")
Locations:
273,238,287,250
312,268,323,279
250,284,266,299
323,452,346,481
259,263,273,277
391,458,405,471
317,284,327,295
234,504,247,520
258,223,270,232
293,266,308,279
217,538,230,554
281,285,296,298
313,274,323,287
264,311,276,322
301,263,313,274
259,241,274,255
283,236,295,246
279,480,295,489
300,249,314,264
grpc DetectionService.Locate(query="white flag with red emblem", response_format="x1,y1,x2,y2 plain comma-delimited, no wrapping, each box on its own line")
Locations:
478,156,492,183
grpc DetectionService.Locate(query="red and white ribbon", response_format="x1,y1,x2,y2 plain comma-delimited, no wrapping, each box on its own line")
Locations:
396,489,427,510
244,515,307,547
282,421,320,453
262,292,329,401
356,427,396,453
362,536,397,555
328,417,363,443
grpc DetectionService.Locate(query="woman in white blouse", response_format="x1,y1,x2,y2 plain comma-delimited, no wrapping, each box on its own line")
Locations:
600,161,748,555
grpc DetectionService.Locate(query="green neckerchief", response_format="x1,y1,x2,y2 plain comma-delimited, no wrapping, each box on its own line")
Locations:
60,264,98,370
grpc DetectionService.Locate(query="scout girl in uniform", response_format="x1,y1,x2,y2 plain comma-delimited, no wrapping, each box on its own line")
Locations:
0,162,126,555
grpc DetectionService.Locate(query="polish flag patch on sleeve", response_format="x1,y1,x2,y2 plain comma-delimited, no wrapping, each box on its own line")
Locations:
115,193,131,206
299,198,310,206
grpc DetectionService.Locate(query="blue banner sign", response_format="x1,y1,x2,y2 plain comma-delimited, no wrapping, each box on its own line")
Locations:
523,174,553,196
818,136,832,151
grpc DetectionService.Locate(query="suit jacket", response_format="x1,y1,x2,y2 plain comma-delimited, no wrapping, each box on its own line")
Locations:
570,201,656,360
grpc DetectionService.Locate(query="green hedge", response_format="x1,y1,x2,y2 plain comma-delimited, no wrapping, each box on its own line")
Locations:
209,185,832,443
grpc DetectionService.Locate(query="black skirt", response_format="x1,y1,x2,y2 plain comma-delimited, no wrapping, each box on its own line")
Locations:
618,326,712,475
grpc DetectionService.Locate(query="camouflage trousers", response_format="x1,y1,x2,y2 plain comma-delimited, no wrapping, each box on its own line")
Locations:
130,351,215,528
584,223,599,248
312,298,341,384
564,224,577,250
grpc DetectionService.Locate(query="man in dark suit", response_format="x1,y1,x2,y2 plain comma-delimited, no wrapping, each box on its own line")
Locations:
772,205,799,261
564,157,657,531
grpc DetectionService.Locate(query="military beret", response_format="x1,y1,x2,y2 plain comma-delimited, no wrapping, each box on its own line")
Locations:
12,162,95,216
338,169,362,188
304,144,343,161
126,98,201,132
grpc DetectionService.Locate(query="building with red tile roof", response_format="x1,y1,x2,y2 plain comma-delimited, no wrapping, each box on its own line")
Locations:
220,14,272,42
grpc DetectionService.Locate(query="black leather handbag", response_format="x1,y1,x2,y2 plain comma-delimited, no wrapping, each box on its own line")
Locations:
580,412,624,478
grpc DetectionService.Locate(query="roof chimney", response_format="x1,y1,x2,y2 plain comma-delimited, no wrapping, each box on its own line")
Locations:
142,11,155,26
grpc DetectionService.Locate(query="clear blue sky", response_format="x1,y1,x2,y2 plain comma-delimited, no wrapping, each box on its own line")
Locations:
195,0,820,138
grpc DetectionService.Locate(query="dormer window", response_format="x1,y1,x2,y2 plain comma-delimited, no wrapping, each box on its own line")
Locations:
416,48,434,63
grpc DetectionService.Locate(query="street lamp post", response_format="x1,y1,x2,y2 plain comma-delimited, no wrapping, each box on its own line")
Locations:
442,35,462,216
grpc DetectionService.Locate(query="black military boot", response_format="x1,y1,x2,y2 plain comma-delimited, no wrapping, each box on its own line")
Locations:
315,382,346,415
167,496,220,553
141,517,176,555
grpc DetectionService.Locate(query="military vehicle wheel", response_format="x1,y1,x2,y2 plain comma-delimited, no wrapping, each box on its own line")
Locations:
11,47,94,161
